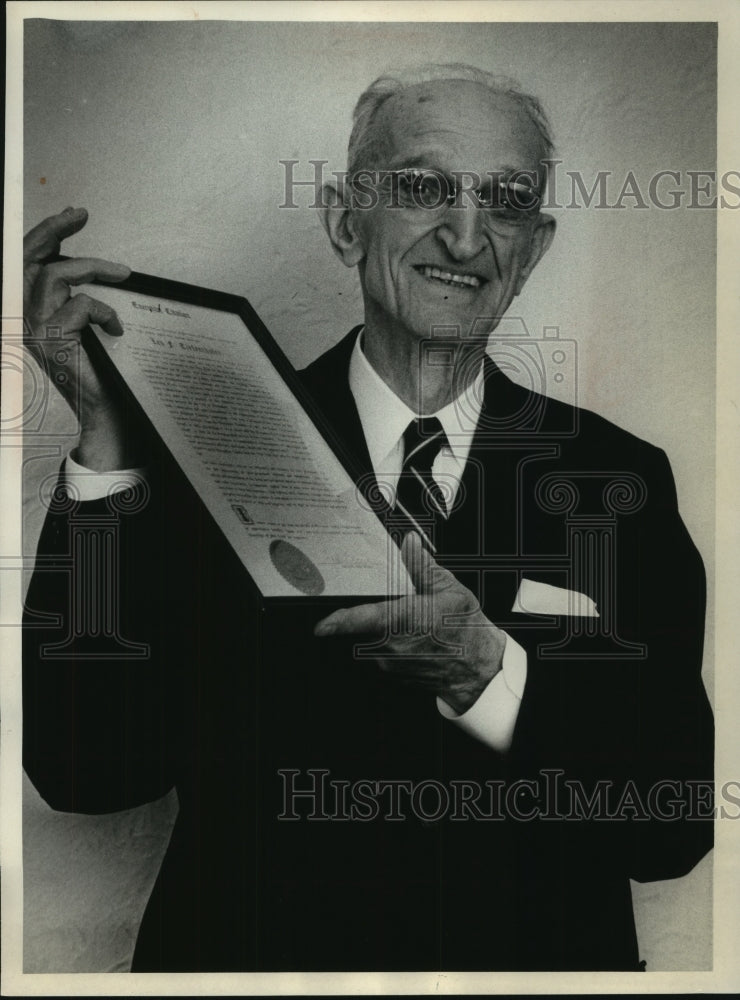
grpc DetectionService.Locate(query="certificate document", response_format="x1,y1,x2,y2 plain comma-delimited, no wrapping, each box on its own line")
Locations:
76,281,410,600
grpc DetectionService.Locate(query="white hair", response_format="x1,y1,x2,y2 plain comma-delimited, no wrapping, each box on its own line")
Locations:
347,63,555,187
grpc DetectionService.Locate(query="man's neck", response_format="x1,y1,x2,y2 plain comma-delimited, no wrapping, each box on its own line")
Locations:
362,319,487,415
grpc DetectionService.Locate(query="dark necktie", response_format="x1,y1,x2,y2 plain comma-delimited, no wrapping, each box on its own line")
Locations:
394,416,448,548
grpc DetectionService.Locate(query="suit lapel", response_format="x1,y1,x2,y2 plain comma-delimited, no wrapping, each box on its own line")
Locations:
299,328,399,529
299,335,555,615
436,356,540,615
299,327,374,482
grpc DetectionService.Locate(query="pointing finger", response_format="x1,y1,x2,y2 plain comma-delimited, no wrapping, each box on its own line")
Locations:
314,600,394,637
401,531,451,594
23,207,89,264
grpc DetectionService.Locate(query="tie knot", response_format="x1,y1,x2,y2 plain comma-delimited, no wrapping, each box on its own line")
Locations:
402,417,446,469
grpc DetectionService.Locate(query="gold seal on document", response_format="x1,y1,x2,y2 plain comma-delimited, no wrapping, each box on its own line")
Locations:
269,540,325,596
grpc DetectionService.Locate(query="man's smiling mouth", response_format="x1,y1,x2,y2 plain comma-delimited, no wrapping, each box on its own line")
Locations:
414,265,484,289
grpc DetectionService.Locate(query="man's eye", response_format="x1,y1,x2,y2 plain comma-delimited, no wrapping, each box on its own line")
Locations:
413,173,445,205
398,171,447,207
499,182,540,212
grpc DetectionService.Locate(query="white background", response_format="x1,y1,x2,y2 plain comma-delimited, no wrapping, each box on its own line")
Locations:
18,14,717,977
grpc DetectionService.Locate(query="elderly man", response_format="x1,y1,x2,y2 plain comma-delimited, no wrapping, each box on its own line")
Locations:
23,64,713,972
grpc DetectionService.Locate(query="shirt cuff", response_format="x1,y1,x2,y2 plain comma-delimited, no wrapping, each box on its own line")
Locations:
64,450,148,502
436,632,527,753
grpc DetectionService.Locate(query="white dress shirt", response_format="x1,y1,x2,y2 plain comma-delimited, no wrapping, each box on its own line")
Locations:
64,331,527,753
348,333,527,751
348,331,484,512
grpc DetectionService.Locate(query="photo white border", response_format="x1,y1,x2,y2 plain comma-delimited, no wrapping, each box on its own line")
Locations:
3,1,739,995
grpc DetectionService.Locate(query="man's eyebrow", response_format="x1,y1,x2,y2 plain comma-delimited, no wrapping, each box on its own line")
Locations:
382,155,438,171
381,157,532,181
481,166,537,185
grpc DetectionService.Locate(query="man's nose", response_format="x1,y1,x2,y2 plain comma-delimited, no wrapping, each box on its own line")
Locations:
435,203,488,260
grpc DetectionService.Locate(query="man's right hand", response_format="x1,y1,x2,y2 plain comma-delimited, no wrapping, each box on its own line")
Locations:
23,207,140,471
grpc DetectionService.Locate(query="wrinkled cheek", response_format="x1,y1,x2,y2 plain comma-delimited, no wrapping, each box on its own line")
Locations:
366,253,402,314
361,257,384,304
489,250,521,306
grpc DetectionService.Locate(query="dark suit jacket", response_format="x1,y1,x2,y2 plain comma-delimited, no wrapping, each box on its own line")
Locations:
23,328,714,972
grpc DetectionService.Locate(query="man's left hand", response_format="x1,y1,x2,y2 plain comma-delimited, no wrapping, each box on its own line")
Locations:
314,532,506,714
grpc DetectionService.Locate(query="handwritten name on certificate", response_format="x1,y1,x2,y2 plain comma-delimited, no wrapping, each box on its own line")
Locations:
77,284,411,599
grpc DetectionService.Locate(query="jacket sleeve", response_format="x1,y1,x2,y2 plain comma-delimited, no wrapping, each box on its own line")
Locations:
22,462,192,814
506,446,714,882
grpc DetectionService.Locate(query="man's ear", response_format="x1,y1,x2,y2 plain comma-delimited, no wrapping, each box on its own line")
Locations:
514,213,556,296
319,182,366,267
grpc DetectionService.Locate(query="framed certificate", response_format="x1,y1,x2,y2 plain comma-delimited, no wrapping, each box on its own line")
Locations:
74,269,411,603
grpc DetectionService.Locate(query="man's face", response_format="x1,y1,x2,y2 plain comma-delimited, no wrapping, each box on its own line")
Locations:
350,79,554,345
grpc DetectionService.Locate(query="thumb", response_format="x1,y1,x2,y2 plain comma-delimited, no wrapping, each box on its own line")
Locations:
401,531,450,593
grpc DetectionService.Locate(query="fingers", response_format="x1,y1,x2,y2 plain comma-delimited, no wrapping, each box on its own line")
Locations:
26,293,125,346
27,256,131,344
23,207,89,264
315,534,464,638
23,208,131,281
55,293,125,338
31,257,131,318
42,256,132,287
314,600,393,637
31,257,131,321
401,531,453,594
314,595,433,639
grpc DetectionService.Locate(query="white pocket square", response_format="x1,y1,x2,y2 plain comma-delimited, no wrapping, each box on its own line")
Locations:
511,578,599,618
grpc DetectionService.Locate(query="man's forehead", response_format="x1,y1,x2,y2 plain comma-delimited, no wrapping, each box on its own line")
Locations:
371,78,544,170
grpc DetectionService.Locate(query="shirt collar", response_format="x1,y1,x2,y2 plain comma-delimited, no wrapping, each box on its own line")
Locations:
348,329,485,473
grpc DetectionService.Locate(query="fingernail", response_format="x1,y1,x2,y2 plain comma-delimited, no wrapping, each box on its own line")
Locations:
314,621,334,637
62,206,75,214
